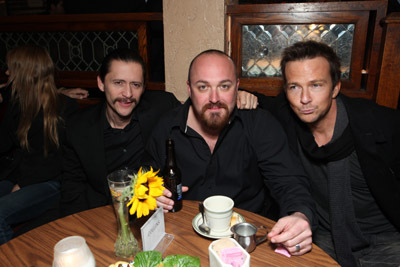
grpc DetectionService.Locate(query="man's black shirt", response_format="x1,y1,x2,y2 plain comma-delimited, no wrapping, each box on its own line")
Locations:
103,111,143,174
146,99,316,225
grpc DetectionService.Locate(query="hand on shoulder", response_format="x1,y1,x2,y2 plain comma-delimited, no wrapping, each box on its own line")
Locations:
237,90,258,110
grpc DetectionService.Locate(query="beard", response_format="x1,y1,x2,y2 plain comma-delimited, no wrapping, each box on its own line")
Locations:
198,102,230,132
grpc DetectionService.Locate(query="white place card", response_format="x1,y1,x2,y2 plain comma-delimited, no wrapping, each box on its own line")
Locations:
141,208,174,253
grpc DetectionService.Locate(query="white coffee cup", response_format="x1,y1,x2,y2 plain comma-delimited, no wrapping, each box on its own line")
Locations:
203,195,234,232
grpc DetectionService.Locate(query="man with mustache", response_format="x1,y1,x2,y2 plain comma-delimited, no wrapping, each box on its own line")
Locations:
146,49,318,255
255,41,400,266
60,48,180,216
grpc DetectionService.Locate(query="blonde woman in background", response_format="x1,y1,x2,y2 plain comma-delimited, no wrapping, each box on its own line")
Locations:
0,45,78,244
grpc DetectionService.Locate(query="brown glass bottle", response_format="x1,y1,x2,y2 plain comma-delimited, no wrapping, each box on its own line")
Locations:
162,139,183,212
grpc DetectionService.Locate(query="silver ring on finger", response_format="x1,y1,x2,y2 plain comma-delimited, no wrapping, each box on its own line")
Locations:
295,243,301,252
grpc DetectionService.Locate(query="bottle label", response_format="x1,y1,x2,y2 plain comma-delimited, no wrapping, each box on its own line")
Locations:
177,183,182,200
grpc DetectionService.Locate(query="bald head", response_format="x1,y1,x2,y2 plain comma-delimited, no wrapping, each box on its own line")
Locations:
188,49,237,86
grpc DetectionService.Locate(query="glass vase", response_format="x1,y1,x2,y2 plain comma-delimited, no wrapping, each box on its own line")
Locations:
107,169,141,258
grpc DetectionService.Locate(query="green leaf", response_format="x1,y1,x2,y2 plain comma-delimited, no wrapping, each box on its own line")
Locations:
133,251,162,267
162,255,200,267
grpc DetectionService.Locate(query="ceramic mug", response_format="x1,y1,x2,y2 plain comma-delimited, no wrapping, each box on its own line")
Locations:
203,195,234,232
230,222,268,253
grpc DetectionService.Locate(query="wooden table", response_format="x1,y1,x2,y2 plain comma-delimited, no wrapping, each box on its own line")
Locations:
0,200,339,266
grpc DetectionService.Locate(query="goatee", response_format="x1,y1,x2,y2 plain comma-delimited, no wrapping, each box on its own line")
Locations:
199,102,230,132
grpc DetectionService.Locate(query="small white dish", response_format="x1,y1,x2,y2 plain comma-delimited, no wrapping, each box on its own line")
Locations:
192,211,245,239
209,238,250,267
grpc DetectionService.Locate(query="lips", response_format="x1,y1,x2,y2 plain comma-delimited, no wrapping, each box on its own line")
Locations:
116,98,136,107
300,108,315,114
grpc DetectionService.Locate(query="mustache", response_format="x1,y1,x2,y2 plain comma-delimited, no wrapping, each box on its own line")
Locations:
202,102,228,112
113,98,137,105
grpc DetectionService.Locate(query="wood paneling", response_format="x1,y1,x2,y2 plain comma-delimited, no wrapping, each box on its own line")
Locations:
376,12,400,109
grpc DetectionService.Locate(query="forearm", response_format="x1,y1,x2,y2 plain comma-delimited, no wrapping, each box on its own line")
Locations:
265,175,317,231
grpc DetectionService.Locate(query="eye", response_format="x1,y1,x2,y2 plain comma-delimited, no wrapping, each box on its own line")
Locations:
132,82,142,89
220,84,231,90
113,80,123,86
287,84,298,90
198,85,207,91
312,83,322,88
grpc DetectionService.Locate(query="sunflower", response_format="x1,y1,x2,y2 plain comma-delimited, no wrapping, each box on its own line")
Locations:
127,167,165,218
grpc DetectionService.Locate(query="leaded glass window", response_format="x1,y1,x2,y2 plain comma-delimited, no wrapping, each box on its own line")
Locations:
241,24,354,79
0,31,139,72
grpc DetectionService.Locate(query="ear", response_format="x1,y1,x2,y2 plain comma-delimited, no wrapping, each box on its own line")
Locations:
97,76,105,92
332,81,341,98
187,80,192,97
236,78,240,90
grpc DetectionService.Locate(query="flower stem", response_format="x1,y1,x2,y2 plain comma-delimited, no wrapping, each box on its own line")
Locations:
118,200,129,240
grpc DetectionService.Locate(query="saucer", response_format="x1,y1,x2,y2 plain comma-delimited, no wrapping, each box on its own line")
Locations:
192,211,245,239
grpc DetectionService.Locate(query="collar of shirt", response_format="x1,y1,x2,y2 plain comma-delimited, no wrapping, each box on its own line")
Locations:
103,106,139,132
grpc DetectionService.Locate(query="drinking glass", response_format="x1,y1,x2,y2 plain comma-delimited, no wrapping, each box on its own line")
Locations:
107,169,140,258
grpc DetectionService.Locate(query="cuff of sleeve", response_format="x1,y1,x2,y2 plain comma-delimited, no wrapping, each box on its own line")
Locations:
287,207,317,232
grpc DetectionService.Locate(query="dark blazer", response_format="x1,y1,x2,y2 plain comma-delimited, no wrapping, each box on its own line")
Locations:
258,92,400,231
0,94,77,187
61,90,180,216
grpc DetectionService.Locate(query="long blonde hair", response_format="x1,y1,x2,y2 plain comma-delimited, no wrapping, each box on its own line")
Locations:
6,44,61,155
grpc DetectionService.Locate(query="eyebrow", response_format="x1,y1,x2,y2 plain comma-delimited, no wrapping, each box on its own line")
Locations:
219,79,234,84
287,79,327,85
194,79,233,84
309,79,327,83
112,79,143,84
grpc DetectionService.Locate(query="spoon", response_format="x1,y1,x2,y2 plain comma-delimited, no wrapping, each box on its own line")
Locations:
198,202,210,234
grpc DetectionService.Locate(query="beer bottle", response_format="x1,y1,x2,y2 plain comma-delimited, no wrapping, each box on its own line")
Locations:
162,139,183,212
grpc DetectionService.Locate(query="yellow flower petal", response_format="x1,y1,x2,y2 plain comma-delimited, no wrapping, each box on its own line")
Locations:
141,201,150,217
149,187,164,197
148,178,164,187
146,196,157,210
136,184,149,198
136,175,147,185
136,202,142,218
129,197,139,215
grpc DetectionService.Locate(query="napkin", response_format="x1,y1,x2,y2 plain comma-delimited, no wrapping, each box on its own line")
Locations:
274,245,291,258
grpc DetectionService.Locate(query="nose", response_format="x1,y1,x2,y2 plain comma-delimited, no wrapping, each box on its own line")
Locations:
209,88,219,103
300,88,311,104
122,84,133,98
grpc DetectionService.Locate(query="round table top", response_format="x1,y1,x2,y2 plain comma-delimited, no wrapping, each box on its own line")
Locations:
0,200,339,266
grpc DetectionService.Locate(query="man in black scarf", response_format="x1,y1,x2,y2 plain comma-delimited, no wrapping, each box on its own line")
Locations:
255,41,400,266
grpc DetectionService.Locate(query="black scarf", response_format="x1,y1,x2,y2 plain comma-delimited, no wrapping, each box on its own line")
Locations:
295,119,354,163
